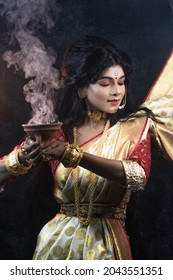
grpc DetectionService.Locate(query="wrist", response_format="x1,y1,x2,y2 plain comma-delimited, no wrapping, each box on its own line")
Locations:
60,143,83,168
5,149,32,176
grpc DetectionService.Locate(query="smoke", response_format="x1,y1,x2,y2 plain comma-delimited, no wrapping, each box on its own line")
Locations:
0,0,62,124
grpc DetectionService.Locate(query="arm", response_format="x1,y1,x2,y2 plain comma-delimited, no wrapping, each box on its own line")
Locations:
74,151,146,191
43,141,125,183
0,159,14,186
0,139,44,189
80,152,125,184
43,137,150,191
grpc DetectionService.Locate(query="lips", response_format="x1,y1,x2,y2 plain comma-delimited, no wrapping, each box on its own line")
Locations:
108,98,119,103
107,98,120,107
108,99,119,102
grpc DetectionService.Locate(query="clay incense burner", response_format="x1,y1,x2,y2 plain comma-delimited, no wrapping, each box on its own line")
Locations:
22,122,62,144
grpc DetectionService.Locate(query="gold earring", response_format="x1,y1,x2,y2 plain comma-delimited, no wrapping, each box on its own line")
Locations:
119,94,126,110
78,87,87,98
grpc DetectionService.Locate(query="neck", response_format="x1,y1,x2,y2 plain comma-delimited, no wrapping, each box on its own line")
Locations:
84,118,107,130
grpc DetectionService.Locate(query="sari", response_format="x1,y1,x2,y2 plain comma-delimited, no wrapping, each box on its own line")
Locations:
33,49,173,260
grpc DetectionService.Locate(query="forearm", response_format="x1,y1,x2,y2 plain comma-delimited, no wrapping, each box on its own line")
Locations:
0,159,14,185
79,152,126,185
79,154,146,191
0,147,34,187
44,141,147,191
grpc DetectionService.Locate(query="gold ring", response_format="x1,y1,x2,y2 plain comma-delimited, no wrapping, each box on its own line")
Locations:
43,154,54,161
20,146,28,155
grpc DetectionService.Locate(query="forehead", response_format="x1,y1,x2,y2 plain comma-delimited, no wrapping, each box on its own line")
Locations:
102,65,125,77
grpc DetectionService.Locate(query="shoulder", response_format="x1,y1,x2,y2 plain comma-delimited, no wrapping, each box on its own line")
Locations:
118,110,149,132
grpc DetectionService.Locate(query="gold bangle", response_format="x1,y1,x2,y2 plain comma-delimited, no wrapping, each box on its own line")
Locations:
121,160,146,191
60,143,83,168
5,150,32,176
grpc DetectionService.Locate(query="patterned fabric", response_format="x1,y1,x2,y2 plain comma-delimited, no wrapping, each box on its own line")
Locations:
141,94,173,160
33,118,151,260
33,215,115,260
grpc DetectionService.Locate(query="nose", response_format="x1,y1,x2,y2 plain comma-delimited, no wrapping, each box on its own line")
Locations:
111,83,121,95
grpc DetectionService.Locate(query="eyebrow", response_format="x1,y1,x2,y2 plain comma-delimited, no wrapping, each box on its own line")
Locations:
99,75,126,80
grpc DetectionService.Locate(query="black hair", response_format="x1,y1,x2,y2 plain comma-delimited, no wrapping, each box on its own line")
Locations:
56,35,134,142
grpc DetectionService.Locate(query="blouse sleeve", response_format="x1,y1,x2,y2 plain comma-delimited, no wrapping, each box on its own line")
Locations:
116,115,152,192
121,132,151,192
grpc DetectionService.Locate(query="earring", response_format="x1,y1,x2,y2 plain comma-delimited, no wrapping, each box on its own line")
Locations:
78,87,87,98
119,94,126,110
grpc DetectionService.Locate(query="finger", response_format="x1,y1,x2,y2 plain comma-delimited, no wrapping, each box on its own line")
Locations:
35,135,42,143
18,150,32,166
28,146,43,159
20,145,39,161
29,152,44,166
20,145,44,166
22,142,41,155
25,137,35,145
42,140,59,152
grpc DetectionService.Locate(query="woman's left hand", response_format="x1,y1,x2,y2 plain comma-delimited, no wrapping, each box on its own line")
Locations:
42,140,65,161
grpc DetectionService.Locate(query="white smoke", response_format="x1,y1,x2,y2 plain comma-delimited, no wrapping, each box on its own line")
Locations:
0,0,61,124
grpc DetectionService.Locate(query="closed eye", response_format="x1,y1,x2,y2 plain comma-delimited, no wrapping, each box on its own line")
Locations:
97,79,111,87
99,83,110,87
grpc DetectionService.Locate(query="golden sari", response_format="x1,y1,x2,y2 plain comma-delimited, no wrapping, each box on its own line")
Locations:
33,49,173,260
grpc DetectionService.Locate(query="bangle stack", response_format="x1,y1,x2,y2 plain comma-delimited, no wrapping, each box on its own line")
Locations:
5,149,32,176
60,143,83,168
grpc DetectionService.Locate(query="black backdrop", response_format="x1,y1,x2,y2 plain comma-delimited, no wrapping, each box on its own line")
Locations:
0,0,173,260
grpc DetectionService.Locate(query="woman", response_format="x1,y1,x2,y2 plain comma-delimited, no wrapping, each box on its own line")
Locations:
0,36,173,259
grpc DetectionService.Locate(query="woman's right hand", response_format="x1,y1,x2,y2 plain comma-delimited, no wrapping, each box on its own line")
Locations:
18,137,44,167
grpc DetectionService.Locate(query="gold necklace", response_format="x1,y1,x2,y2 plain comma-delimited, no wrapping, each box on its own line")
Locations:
85,111,107,123
73,119,110,226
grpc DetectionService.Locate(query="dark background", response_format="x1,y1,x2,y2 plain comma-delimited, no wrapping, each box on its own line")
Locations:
0,0,173,259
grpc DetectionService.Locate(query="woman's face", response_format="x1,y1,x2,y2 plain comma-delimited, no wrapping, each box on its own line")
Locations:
85,65,126,114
